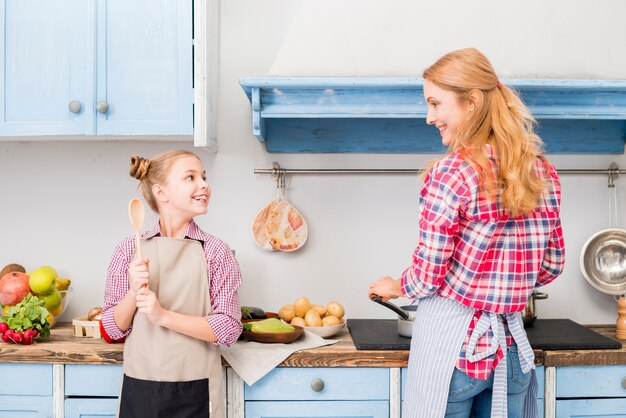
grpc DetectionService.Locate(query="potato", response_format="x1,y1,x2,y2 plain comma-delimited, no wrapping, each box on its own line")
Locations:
304,309,322,327
279,305,295,322
326,301,345,320
311,304,326,316
322,315,341,327
291,317,306,327
294,296,312,318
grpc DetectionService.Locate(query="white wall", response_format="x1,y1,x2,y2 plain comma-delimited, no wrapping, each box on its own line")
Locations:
1,0,626,326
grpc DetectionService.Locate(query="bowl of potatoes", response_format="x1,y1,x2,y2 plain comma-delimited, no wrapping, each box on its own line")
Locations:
279,297,346,339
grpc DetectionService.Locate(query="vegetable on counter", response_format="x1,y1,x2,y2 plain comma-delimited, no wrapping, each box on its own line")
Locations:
241,306,266,319
242,318,295,333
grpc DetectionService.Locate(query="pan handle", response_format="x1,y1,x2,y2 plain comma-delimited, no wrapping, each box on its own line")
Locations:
370,294,410,320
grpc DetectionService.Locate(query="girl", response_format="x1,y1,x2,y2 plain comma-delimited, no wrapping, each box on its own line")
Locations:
101,149,242,418
368,48,565,418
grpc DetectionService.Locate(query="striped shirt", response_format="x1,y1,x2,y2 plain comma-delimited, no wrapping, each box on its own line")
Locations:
101,220,242,346
401,145,564,379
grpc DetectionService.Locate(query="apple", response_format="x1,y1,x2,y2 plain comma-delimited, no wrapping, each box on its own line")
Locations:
28,268,56,294
40,290,62,310
0,271,31,305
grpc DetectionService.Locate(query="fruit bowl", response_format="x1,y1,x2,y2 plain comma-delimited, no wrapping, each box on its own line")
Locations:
303,320,346,338
47,288,73,327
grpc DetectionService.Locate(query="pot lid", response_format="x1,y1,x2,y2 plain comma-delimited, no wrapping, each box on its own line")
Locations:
580,228,626,295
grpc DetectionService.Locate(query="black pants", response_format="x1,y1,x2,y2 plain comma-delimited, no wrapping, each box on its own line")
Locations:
119,374,210,418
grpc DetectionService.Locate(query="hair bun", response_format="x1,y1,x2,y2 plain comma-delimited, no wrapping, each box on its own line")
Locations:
129,155,150,180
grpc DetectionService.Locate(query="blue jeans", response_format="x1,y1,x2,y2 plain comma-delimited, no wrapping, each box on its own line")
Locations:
445,345,532,418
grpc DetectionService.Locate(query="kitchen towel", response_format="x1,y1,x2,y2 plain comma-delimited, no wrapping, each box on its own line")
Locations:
220,331,338,386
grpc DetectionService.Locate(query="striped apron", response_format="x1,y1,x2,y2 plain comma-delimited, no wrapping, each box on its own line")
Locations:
402,296,538,418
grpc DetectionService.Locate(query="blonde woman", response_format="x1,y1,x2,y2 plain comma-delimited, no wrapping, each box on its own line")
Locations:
368,48,565,418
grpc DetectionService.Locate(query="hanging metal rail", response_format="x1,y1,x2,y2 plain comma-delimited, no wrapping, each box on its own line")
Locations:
254,162,626,178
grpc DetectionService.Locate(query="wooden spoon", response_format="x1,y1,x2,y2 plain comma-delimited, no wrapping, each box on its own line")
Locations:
128,198,145,260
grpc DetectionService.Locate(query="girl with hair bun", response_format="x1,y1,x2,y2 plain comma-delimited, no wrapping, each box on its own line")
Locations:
101,149,241,418
368,48,565,418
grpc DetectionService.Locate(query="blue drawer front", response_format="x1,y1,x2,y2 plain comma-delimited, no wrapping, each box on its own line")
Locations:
0,395,53,417
245,368,389,401
65,398,119,418
0,364,52,395
556,398,626,417
557,365,626,398
65,364,123,397
245,400,389,418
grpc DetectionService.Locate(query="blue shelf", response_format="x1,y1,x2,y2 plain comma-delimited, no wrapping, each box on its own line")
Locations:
240,78,626,154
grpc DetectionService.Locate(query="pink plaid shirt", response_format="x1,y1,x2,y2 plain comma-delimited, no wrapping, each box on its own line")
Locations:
101,220,242,346
401,145,564,379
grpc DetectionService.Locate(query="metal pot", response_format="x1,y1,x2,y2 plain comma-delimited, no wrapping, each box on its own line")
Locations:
370,295,416,337
523,292,548,327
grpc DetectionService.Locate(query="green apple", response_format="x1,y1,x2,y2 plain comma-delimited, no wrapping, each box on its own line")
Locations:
39,266,58,279
40,290,62,310
29,268,57,294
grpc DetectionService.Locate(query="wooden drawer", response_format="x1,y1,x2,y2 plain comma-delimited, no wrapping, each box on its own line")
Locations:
0,364,52,395
245,400,389,418
557,365,626,398
245,368,389,401
556,398,626,417
65,364,123,397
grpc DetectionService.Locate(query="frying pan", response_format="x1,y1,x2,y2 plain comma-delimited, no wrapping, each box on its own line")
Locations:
370,295,416,337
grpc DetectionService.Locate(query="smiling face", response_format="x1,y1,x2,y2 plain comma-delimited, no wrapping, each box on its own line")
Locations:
423,79,471,147
157,155,211,219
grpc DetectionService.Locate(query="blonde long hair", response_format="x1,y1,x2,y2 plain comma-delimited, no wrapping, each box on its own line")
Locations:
423,48,547,217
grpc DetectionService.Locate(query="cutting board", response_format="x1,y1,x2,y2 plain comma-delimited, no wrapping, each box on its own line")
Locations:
348,319,621,351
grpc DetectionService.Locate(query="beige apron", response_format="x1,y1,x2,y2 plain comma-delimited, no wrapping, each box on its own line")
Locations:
120,237,224,418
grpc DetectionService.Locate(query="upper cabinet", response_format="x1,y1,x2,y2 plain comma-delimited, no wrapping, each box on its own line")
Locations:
240,78,626,154
0,0,193,138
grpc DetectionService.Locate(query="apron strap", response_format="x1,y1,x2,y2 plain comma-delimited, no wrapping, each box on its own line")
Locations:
465,311,535,418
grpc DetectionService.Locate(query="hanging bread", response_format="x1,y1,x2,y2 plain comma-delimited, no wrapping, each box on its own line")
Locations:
265,200,308,251
251,200,279,251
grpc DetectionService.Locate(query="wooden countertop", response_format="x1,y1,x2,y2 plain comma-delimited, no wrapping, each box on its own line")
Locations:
0,323,624,367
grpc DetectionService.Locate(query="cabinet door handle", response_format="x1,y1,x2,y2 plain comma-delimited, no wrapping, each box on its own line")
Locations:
96,101,110,114
622,377,626,389
68,100,81,113
310,378,325,392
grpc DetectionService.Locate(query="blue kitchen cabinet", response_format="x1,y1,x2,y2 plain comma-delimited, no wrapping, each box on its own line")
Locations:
0,363,53,417
0,0,192,137
64,364,122,418
555,365,626,417
64,399,118,418
245,367,390,418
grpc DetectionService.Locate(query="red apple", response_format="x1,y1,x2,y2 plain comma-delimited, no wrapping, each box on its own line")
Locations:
0,271,31,305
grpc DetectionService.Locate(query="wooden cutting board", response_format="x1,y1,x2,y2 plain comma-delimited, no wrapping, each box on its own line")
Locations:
348,319,622,351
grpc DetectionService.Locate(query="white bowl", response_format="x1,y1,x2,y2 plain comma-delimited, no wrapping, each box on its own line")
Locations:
303,321,346,338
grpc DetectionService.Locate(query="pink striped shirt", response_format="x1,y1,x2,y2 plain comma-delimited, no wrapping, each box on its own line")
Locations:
101,220,242,346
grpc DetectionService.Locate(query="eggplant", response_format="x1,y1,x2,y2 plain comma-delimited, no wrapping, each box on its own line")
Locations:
241,306,266,319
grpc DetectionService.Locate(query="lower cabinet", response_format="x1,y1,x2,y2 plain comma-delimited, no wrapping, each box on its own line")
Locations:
64,364,122,418
555,365,626,417
244,367,390,418
0,364,53,417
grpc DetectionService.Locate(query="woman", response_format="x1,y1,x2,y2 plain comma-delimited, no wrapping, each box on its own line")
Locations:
101,149,242,418
368,48,564,418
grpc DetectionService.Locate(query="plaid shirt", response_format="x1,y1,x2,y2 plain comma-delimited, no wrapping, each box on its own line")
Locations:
401,145,564,379
101,220,242,346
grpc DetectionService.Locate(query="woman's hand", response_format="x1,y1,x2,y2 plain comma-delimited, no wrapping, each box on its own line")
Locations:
136,287,166,326
368,276,403,301
128,257,150,297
